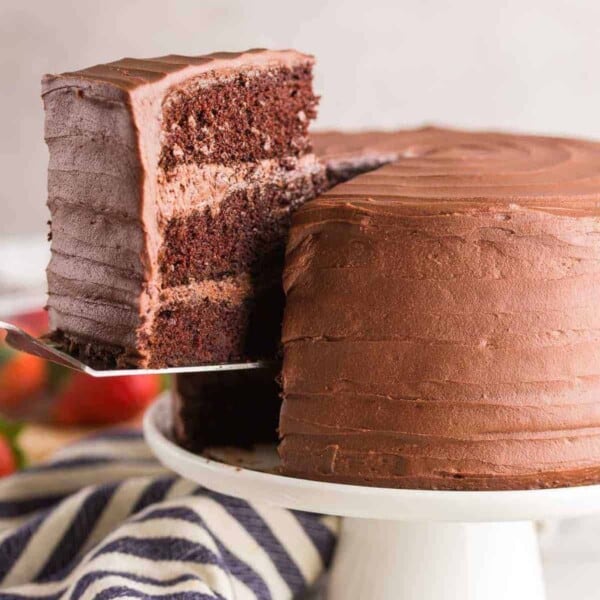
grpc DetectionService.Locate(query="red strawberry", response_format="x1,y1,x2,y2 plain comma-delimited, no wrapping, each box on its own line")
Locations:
0,418,24,476
0,437,17,476
0,309,50,411
0,347,48,409
53,373,161,426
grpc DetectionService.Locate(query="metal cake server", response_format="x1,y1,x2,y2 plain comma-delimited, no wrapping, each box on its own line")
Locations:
0,320,273,377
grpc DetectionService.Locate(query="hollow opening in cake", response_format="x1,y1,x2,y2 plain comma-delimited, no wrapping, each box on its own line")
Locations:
159,63,317,172
174,368,282,452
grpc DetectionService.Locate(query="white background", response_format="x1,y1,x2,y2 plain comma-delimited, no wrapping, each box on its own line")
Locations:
2,0,600,236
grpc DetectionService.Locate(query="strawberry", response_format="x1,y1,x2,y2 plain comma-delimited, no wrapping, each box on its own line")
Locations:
0,309,49,411
0,418,25,476
0,346,48,410
53,373,161,426
0,437,17,476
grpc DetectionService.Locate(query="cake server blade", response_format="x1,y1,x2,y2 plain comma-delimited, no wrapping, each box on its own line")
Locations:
0,320,274,377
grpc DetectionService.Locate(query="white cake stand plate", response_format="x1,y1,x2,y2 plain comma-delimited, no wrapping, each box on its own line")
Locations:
144,395,600,600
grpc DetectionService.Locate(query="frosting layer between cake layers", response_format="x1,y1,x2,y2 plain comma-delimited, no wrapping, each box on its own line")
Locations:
280,127,600,490
43,49,324,367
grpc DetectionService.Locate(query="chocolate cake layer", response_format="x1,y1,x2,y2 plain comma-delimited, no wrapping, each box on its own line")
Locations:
146,278,284,367
43,49,323,368
160,163,325,286
160,63,316,171
280,127,600,490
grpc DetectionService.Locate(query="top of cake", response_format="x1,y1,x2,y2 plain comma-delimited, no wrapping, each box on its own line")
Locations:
43,49,313,92
309,126,600,216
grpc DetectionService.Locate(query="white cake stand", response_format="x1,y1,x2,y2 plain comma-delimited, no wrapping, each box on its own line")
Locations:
144,395,600,600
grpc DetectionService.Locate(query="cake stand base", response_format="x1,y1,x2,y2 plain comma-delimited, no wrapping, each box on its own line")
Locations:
145,395,600,600
329,519,544,600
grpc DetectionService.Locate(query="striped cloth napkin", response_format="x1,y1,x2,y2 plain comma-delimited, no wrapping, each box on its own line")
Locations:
0,431,339,599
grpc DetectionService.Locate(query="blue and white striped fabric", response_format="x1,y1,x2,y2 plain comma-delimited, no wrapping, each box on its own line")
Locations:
0,431,339,599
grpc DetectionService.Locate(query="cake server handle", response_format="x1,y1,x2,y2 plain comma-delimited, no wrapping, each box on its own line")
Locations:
0,320,87,370
0,320,276,377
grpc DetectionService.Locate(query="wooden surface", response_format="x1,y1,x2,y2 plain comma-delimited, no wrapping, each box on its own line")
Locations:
19,417,142,464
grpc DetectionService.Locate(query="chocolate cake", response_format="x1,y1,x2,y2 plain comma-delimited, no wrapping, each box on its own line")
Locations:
42,49,325,368
280,127,600,490
42,50,600,490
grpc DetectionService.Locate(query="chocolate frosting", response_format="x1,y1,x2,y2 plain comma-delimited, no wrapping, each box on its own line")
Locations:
280,127,600,490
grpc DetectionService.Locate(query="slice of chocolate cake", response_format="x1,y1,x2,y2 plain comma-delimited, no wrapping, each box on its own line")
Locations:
43,49,325,368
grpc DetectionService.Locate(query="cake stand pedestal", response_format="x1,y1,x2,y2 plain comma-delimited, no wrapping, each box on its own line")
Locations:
145,395,600,600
